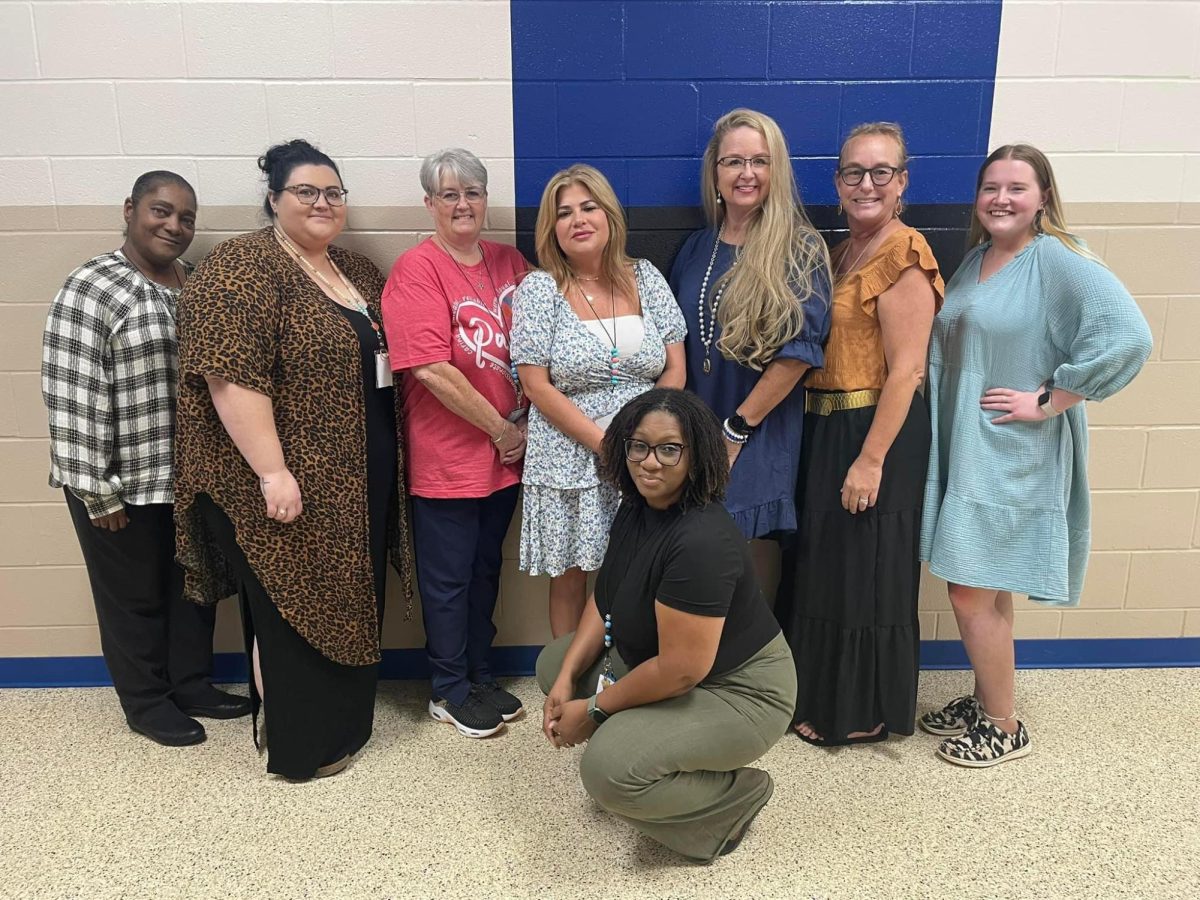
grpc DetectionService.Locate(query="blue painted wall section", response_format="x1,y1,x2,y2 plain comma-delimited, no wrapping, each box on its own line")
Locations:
511,0,1003,209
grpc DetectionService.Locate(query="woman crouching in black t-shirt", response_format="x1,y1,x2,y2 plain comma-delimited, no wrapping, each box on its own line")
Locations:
536,388,797,861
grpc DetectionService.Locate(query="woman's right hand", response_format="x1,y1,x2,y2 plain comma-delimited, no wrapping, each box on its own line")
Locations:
259,468,302,523
542,677,575,747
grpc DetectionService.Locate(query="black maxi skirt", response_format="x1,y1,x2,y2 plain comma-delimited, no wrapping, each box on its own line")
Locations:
778,392,927,740
195,305,397,780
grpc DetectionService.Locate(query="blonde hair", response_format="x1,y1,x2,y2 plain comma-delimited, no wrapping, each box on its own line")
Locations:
839,121,909,167
533,164,637,300
968,143,1100,262
700,109,831,370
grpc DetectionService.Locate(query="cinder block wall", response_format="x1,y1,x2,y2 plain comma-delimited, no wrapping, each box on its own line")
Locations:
1,1,1197,667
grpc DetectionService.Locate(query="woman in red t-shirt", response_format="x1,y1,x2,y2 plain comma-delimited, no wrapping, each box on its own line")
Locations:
381,148,530,740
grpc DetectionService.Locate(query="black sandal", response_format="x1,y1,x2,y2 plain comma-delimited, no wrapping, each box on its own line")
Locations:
794,724,889,747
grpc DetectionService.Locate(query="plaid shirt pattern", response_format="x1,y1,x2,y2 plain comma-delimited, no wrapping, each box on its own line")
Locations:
42,251,188,518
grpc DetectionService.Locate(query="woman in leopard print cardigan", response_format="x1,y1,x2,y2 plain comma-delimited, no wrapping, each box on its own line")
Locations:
174,140,413,780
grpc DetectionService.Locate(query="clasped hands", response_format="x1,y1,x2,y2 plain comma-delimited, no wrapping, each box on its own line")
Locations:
494,418,527,465
542,682,596,749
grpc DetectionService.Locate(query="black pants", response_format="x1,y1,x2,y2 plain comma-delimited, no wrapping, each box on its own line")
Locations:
65,489,216,720
411,484,519,706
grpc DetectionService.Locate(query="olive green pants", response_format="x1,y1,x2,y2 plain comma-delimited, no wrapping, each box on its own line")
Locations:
536,631,797,862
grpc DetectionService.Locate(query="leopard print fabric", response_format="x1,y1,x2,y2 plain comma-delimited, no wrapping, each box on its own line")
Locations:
174,227,413,667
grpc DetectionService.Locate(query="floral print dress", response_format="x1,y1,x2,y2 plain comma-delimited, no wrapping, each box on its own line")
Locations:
511,260,687,575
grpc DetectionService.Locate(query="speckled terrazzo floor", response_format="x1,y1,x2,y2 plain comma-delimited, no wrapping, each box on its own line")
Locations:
2,669,1198,900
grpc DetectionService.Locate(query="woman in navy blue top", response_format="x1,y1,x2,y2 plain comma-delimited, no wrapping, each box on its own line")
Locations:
670,109,831,540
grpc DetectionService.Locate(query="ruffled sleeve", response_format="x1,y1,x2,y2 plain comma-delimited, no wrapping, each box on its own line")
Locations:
859,228,945,314
774,263,830,369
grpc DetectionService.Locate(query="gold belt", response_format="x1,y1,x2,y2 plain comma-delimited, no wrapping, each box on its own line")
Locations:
805,389,881,416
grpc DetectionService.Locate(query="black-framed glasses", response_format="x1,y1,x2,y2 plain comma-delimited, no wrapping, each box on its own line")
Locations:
624,439,687,466
837,165,905,187
280,184,349,206
717,156,771,171
434,188,487,205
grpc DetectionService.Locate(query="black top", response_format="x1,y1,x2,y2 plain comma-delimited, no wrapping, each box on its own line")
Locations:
594,497,781,678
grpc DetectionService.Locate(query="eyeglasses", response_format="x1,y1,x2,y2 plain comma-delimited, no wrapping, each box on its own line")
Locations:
434,188,487,205
837,166,905,187
624,439,687,467
279,184,349,206
717,156,771,171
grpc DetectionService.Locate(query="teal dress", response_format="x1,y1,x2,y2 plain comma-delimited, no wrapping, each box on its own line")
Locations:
920,235,1152,605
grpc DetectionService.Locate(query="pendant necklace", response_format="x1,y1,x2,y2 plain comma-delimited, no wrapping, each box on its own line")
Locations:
275,227,383,348
437,237,524,407
436,235,490,294
835,222,890,283
697,224,737,374
576,274,620,385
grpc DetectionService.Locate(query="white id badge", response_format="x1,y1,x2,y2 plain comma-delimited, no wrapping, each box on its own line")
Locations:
596,671,615,693
375,351,393,388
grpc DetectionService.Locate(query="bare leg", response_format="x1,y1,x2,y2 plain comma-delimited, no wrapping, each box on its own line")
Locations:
252,637,264,699
975,591,1014,698
548,567,588,639
948,583,1017,734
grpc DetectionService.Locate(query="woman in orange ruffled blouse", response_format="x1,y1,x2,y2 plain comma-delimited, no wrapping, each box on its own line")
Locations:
778,122,944,747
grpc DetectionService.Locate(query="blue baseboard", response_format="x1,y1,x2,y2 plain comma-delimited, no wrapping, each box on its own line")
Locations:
1,638,1196,688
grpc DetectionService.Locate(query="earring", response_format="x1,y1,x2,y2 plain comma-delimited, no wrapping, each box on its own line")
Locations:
895,196,904,218
715,190,723,206
1035,208,1045,232
837,201,843,216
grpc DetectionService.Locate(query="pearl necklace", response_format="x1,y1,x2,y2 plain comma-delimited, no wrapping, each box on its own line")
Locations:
697,224,736,375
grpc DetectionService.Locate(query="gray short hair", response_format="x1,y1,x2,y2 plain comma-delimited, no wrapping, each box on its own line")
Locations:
419,148,488,197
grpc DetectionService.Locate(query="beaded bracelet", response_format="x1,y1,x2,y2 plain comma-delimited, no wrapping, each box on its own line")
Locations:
722,419,750,445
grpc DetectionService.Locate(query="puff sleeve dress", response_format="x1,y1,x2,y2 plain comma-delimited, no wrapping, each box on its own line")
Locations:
920,234,1152,605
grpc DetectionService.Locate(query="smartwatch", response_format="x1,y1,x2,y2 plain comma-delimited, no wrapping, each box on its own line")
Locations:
1037,385,1059,418
587,693,610,726
727,413,756,438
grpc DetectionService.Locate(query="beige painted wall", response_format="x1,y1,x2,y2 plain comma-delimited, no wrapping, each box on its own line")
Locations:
1,0,1198,660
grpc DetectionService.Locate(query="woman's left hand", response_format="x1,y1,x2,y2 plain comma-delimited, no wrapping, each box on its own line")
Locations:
981,387,1043,424
841,455,882,515
549,698,596,748
500,418,527,466
725,438,743,472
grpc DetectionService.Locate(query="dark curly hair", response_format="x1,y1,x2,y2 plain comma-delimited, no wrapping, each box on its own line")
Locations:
599,388,728,511
258,139,341,218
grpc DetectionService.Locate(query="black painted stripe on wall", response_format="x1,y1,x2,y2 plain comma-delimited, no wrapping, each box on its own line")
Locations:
516,204,975,281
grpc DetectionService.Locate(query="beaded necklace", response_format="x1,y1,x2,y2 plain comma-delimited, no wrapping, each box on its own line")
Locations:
575,275,621,385
434,236,523,405
274,227,383,348
696,224,737,374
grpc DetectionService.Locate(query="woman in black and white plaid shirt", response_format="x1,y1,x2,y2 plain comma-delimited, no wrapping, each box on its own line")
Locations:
42,171,250,747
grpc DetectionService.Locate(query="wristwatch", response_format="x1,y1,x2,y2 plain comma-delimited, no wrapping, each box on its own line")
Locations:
727,413,757,438
1037,384,1060,418
586,693,610,726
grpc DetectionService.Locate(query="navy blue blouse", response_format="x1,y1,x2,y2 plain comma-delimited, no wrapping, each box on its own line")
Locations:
669,227,831,539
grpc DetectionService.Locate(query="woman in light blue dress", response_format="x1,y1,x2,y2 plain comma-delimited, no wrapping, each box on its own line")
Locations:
512,165,687,638
919,144,1152,767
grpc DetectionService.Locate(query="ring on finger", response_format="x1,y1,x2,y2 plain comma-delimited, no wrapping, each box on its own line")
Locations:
858,497,868,508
